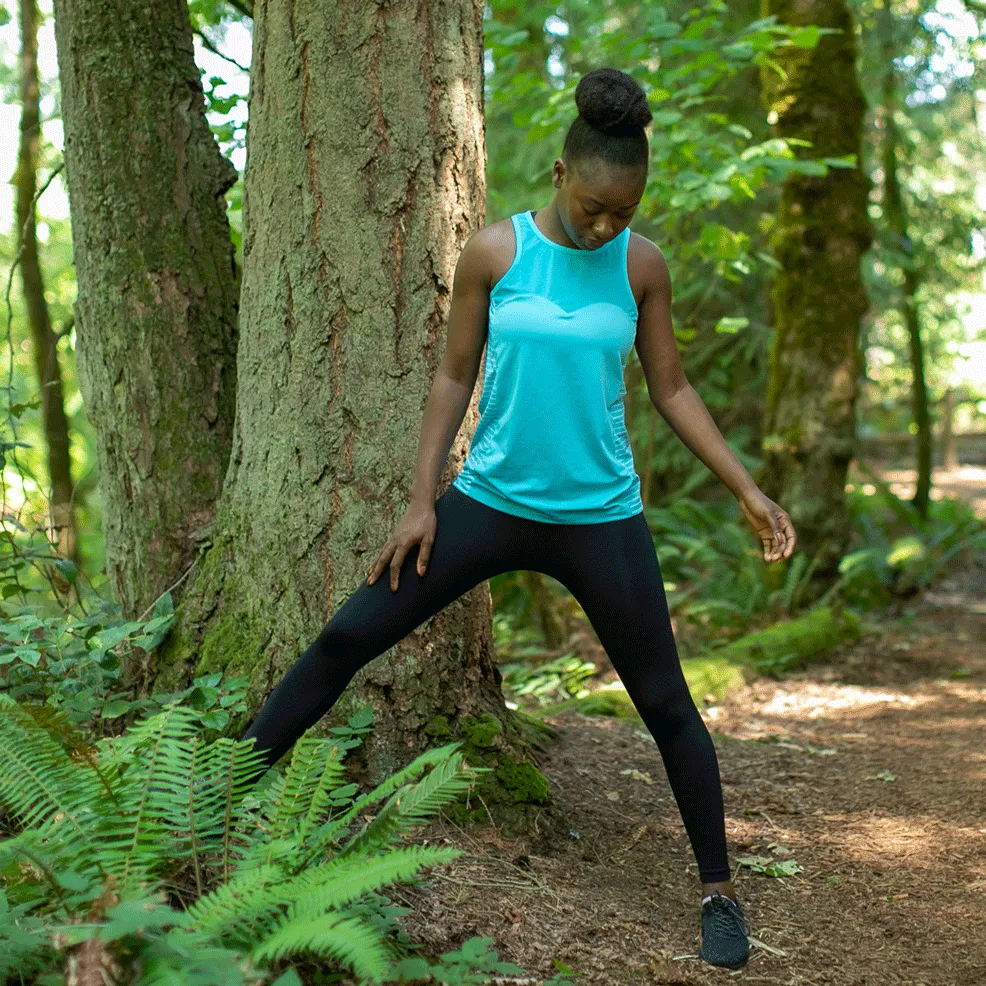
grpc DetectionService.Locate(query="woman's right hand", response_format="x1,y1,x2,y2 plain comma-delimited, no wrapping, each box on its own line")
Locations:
366,499,437,592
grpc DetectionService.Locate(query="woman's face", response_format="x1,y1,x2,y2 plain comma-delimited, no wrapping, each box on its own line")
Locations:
555,159,646,250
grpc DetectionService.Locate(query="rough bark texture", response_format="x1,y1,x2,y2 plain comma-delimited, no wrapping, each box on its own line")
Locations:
152,0,560,839
878,4,931,518
51,0,240,616
16,0,77,566
758,0,874,591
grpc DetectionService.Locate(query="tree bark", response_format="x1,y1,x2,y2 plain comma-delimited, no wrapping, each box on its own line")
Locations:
51,0,240,617
758,0,874,592
151,0,558,838
15,0,78,567
877,1,931,519
942,388,958,472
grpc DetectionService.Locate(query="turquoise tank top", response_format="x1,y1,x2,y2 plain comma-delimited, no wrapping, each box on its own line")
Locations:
452,208,643,524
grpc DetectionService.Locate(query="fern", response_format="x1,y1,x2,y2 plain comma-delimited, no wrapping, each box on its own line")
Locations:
251,911,394,980
0,697,500,984
341,749,487,857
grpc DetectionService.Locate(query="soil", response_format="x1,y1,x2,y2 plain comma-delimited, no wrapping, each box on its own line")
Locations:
387,476,986,986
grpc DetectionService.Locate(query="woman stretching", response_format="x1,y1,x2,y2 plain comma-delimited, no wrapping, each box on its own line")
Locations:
239,66,797,970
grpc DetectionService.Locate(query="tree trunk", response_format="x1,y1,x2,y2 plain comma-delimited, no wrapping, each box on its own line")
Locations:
51,0,240,617
15,0,78,569
877,2,931,519
758,0,874,593
942,388,958,471
151,0,560,839
521,571,566,651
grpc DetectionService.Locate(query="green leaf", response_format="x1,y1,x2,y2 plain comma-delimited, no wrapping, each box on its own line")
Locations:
54,560,79,584
100,700,132,718
13,647,42,667
789,26,822,48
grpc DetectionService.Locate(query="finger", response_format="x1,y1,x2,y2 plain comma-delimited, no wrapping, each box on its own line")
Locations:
366,546,389,584
778,515,796,556
417,539,432,575
390,546,408,591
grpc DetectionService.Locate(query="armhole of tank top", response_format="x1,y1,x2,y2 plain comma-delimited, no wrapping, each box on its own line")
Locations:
489,213,522,307
620,229,638,318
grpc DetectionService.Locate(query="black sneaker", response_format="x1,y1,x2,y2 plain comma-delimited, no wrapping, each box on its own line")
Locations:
699,891,750,969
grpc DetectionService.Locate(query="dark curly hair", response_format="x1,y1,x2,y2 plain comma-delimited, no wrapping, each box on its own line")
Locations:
562,67,652,176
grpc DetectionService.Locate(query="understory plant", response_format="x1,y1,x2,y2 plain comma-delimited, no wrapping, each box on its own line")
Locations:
0,695,566,985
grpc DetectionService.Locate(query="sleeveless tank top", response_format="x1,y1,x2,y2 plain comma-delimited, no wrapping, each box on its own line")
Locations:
452,208,644,524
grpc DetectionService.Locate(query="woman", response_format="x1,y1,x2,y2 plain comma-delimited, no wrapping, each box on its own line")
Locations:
240,66,796,970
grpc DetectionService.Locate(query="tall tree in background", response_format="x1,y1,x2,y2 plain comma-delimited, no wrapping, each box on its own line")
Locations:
14,0,77,566
877,0,932,518
51,0,240,618
758,0,874,592
146,1,549,827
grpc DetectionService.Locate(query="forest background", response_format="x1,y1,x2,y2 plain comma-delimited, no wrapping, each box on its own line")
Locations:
0,1,985,983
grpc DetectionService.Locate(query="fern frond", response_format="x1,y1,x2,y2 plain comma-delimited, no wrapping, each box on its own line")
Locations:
297,745,350,845
184,861,288,944
341,750,484,856
250,911,394,983
186,843,459,951
267,736,342,843
0,883,51,979
285,844,462,923
81,710,268,887
303,741,468,853
0,705,101,846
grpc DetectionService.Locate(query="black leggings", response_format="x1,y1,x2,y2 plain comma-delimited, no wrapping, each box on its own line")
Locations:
240,483,731,883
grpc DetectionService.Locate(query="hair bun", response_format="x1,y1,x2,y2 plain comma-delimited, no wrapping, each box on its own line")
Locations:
575,67,652,137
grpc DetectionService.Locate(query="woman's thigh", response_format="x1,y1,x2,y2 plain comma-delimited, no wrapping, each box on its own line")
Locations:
533,511,687,707
317,484,532,663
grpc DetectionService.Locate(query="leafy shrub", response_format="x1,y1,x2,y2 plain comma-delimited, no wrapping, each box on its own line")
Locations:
821,477,986,610
0,695,569,985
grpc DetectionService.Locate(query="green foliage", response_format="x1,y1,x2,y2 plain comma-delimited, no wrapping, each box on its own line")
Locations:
644,496,815,632
0,695,566,984
499,653,599,707
819,473,986,611
0,590,257,737
736,855,802,878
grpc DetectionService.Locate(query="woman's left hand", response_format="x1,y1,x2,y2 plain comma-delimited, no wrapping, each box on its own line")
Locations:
738,488,797,563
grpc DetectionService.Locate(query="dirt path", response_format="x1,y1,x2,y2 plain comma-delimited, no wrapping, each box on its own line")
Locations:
395,554,986,986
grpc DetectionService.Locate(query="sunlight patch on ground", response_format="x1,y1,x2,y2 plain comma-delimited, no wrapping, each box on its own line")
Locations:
754,684,933,719
824,812,986,871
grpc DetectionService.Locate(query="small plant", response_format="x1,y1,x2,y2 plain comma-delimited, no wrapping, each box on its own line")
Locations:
0,697,558,984
736,856,803,878
498,654,598,707
823,477,986,610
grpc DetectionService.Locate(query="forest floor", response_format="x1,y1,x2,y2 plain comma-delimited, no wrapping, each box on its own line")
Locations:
392,468,986,986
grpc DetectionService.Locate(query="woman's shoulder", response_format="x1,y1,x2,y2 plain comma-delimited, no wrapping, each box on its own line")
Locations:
627,231,669,308
463,215,521,289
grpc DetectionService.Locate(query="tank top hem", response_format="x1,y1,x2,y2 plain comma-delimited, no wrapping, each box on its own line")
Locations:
453,472,643,525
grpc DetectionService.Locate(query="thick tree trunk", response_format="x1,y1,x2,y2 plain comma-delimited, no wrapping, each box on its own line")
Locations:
758,0,874,592
16,0,78,567
942,388,958,472
152,0,559,838
878,3,931,519
51,0,240,617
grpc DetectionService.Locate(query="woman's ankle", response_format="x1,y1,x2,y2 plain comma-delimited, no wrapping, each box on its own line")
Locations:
701,879,736,902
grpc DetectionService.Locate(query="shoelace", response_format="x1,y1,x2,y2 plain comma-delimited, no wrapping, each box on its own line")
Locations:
704,893,748,941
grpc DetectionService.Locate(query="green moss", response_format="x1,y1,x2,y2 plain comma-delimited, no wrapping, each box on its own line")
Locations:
458,712,504,748
528,687,640,721
423,711,562,840
495,760,552,804
422,714,455,742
